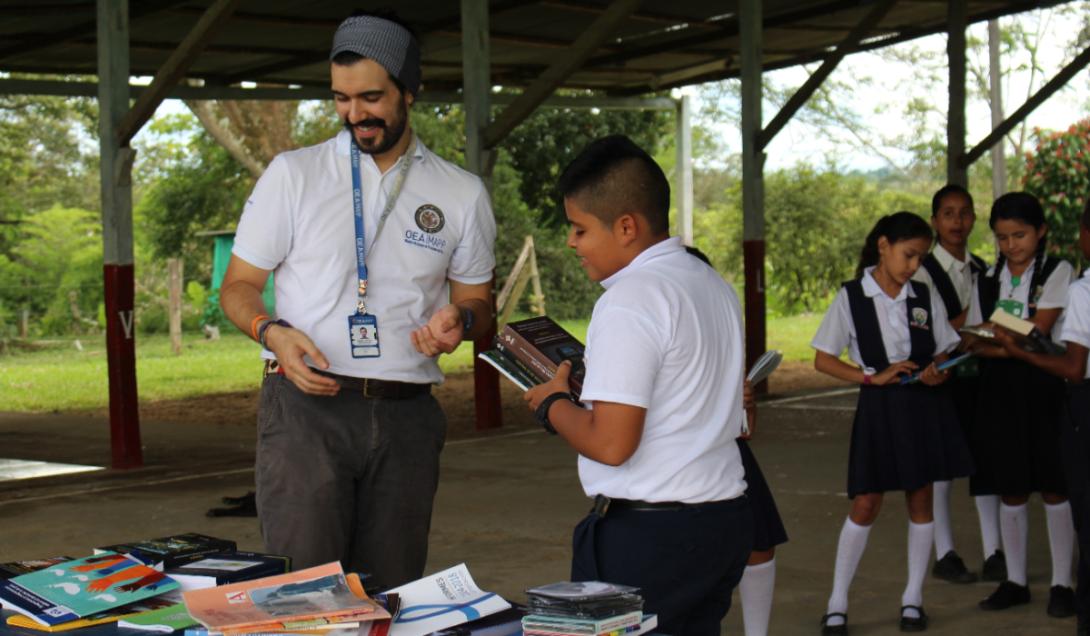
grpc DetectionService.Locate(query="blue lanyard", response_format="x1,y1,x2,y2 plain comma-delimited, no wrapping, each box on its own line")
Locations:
350,134,416,313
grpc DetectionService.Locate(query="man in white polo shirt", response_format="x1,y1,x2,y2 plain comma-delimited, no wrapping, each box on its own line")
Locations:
525,135,751,636
220,11,495,590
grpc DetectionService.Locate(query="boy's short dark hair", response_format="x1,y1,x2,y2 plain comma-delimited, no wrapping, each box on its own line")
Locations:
931,183,974,216
558,135,670,235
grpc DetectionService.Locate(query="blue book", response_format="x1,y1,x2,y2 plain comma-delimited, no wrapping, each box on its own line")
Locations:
0,553,178,627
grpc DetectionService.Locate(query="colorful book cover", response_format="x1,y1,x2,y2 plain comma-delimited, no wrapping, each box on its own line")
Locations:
183,562,386,633
499,317,585,398
117,603,199,632
0,558,73,581
6,594,178,632
0,553,179,627
387,563,510,636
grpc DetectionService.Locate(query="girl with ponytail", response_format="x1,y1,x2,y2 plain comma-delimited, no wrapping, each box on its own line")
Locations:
965,191,1078,618
812,212,973,634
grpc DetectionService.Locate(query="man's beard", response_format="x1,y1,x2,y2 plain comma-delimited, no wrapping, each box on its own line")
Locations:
344,100,408,156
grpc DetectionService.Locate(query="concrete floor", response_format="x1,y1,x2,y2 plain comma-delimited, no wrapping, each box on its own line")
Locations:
0,388,1077,635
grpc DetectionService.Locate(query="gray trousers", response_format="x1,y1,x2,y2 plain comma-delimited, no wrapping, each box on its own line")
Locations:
255,373,446,590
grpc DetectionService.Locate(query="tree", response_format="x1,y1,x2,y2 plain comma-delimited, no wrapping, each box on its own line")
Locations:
1023,119,1090,268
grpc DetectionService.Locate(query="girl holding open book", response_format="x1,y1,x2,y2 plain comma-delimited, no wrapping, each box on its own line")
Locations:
964,191,1076,618
811,211,972,634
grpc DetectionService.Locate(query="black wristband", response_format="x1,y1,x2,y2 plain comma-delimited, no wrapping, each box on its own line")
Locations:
535,391,572,435
258,318,292,351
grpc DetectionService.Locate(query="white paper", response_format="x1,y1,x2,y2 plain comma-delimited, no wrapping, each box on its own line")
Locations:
387,564,510,636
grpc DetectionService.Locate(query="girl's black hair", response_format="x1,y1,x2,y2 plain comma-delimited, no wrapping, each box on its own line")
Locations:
855,211,933,279
988,191,1048,282
931,184,974,217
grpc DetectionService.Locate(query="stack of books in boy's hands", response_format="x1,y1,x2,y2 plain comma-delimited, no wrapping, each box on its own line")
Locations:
521,582,656,636
478,317,586,397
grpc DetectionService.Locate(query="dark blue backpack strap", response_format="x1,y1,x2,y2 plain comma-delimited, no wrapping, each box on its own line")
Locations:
906,280,937,367
1027,255,1063,318
843,279,889,371
922,253,963,317
969,253,987,276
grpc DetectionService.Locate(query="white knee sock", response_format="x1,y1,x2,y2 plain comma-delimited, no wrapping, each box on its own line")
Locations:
740,558,775,636
932,481,954,558
901,521,934,618
826,518,871,625
1045,501,1075,588
999,502,1029,586
976,495,1001,558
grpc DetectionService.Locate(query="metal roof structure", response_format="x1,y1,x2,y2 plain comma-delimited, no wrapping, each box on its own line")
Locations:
0,1,1073,97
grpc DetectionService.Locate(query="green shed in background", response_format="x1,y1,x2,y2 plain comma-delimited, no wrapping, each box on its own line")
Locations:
198,230,274,322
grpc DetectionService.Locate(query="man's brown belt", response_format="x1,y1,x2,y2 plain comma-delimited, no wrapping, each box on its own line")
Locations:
264,360,430,399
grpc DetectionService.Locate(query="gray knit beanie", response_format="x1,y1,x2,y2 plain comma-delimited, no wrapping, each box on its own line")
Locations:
330,15,421,95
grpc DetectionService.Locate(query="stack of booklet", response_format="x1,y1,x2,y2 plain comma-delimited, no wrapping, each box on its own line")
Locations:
478,316,585,398
521,582,656,636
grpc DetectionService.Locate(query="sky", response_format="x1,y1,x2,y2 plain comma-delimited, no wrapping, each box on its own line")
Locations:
682,4,1089,172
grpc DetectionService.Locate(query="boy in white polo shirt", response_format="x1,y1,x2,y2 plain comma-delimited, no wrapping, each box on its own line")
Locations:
525,135,752,636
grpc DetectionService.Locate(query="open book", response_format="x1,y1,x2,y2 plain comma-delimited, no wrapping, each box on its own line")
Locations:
959,309,1066,356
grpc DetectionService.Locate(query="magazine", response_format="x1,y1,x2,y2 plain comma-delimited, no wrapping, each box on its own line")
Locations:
387,564,510,636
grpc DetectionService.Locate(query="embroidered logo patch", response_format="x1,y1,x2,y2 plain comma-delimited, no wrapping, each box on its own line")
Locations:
911,307,929,329
414,204,445,233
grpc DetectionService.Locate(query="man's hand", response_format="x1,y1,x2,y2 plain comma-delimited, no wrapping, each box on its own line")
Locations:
265,324,339,396
411,304,463,357
524,360,573,411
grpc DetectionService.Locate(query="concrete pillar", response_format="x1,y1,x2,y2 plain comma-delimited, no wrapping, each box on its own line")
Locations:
97,0,142,468
947,0,968,187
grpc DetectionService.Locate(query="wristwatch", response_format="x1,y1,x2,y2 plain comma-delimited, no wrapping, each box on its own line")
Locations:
257,318,292,351
535,392,572,435
459,306,475,336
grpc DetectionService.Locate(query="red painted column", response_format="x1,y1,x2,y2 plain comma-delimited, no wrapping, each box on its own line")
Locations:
104,263,142,468
743,239,768,394
473,276,502,430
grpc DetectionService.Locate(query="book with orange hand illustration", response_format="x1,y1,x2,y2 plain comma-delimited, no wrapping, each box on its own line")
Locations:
0,552,179,627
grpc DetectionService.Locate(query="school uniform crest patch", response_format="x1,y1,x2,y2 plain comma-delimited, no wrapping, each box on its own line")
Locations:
414,204,445,233
911,307,929,329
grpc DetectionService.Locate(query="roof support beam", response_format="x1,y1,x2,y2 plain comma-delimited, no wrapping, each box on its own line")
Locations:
741,0,767,393
483,0,641,149
116,0,242,145
960,43,1090,169
947,0,968,186
756,0,895,150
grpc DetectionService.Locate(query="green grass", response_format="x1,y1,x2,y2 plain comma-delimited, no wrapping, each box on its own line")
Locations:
1,314,806,413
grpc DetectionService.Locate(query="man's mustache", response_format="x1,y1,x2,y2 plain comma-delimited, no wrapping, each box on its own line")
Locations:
345,117,386,130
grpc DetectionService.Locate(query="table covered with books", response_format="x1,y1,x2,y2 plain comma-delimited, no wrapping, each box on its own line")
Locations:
0,534,657,636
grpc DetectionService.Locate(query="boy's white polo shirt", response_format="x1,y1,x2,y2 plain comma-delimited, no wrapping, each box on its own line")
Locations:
1060,269,1090,380
577,237,747,504
232,130,496,383
812,267,960,375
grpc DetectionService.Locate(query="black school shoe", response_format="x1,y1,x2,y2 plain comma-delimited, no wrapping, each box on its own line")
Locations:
1047,585,1076,618
931,551,978,583
981,550,1008,582
979,581,1031,610
900,606,928,632
820,612,848,635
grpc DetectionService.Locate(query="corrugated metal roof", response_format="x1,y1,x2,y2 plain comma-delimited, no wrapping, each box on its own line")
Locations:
0,1,1070,95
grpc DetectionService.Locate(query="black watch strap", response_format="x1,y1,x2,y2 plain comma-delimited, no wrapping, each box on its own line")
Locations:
535,391,572,435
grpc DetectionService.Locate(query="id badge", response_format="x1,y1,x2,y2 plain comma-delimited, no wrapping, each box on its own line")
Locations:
349,313,380,358
995,298,1025,319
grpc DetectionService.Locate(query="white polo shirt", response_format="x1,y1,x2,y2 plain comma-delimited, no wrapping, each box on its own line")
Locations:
1059,269,1090,380
812,267,960,375
967,259,1073,341
232,130,496,383
912,244,976,311
576,237,747,504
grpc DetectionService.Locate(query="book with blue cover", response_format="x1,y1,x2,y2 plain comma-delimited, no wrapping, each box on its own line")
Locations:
0,553,179,627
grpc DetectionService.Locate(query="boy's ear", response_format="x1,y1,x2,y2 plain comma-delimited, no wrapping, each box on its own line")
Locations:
613,213,639,247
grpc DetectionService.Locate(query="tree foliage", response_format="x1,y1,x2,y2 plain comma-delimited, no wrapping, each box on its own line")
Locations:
1023,119,1090,267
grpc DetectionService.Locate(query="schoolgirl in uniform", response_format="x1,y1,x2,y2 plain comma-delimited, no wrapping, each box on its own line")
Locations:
812,212,973,634
690,246,788,636
964,191,1076,617
992,199,1090,634
911,185,1004,584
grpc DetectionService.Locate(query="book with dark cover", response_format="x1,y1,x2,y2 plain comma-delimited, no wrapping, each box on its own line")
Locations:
0,559,72,581
94,533,236,568
497,317,585,398
164,552,290,592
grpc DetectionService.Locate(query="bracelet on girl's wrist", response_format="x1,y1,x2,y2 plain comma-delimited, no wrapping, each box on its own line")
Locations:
862,373,873,385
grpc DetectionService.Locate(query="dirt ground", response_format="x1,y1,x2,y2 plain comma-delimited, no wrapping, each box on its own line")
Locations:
112,361,848,440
